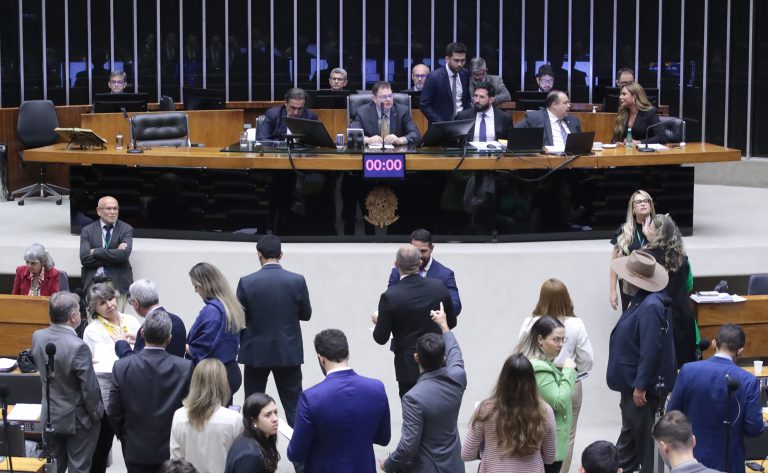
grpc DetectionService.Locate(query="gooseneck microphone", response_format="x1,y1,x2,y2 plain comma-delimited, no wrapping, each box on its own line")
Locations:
637,120,668,153
121,107,144,154
45,343,56,374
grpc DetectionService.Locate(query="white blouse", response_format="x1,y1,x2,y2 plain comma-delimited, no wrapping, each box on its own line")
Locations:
518,315,594,372
170,406,244,473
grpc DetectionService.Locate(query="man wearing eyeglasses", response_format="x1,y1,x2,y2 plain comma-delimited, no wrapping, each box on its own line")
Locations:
257,87,319,141
616,67,636,88
108,70,127,94
468,57,511,105
402,64,430,92
80,195,134,311
350,81,420,146
536,64,556,93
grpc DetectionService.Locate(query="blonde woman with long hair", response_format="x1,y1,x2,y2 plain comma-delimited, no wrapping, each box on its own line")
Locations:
187,262,246,404
609,190,656,310
611,82,665,144
170,359,243,473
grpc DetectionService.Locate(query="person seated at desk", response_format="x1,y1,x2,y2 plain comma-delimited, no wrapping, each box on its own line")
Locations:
402,63,430,92
611,82,665,144
12,243,61,296
468,57,511,105
108,70,127,93
536,64,556,93
350,81,420,146
616,67,635,88
455,81,512,142
328,67,348,91
256,88,318,141
515,90,581,147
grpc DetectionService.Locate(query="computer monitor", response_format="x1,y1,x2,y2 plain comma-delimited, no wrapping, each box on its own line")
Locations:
418,119,475,147
507,127,545,154
516,98,547,111
282,116,337,148
0,424,25,457
183,87,226,110
515,91,548,101
305,89,353,109
0,373,42,404
92,93,149,113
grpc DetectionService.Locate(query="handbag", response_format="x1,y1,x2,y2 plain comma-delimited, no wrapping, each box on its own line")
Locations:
17,349,37,373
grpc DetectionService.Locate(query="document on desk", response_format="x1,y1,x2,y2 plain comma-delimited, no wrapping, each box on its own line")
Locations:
278,420,293,440
8,403,41,421
470,140,504,151
690,293,747,304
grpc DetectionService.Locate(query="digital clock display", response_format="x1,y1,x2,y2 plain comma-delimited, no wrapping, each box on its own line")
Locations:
362,153,406,179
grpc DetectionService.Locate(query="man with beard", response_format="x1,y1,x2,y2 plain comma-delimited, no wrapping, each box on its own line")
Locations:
420,42,471,123
468,57,511,105
454,81,512,142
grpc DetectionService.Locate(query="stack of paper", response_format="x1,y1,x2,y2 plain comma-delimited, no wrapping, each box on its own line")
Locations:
689,293,747,304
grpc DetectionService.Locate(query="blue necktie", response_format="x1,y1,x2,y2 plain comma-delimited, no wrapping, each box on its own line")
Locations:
558,119,568,144
479,113,487,142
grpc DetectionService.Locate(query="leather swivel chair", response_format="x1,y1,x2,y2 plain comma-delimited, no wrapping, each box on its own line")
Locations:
346,93,412,126
657,116,686,143
747,274,768,295
130,112,191,148
10,100,67,206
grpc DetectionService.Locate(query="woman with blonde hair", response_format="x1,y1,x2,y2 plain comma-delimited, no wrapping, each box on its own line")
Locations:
611,82,665,144
515,316,576,473
187,262,246,404
609,190,656,310
518,278,593,473
462,353,557,472
171,359,243,473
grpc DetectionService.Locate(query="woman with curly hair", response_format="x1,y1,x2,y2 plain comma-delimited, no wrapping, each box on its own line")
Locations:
610,190,656,310
644,213,698,366
461,353,556,472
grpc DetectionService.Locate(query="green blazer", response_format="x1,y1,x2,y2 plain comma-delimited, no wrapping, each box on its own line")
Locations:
531,358,576,461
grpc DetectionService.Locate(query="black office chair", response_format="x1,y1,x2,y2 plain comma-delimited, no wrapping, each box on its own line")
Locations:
9,100,67,206
346,93,412,126
130,112,191,147
747,274,768,295
657,116,686,143
159,95,175,111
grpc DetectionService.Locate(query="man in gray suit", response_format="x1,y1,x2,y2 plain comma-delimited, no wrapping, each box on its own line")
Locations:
652,411,723,473
79,195,134,310
109,311,193,473
515,90,582,147
380,303,466,473
31,292,103,473
469,57,512,105
350,81,421,146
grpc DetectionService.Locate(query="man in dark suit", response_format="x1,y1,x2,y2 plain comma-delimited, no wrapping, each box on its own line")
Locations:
257,87,319,140
79,195,133,311
607,250,676,473
515,90,582,147
115,279,187,358
108,311,194,473
350,80,420,146
237,234,312,427
419,42,471,123
387,228,461,316
381,306,466,473
667,324,764,473
454,81,513,142
288,329,390,473
374,244,456,398
652,411,724,473
402,63,429,92
31,292,103,473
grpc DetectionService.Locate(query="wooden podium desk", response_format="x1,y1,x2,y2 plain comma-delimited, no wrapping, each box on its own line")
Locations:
0,457,45,473
695,295,768,359
0,295,50,358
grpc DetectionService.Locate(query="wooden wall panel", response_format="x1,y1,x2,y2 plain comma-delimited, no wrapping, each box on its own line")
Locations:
0,294,50,357
695,296,768,359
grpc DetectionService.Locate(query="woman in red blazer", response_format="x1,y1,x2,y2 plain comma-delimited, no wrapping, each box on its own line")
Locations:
12,243,61,296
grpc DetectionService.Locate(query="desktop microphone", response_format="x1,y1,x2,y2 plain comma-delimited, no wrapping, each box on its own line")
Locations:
121,107,144,154
45,343,56,374
714,280,729,293
637,120,670,153
698,338,713,351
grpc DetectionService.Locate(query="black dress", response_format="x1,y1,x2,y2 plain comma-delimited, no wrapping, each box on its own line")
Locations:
645,248,697,367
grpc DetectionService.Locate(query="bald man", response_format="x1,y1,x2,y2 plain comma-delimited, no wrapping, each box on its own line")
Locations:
403,64,430,92
372,244,456,398
79,196,134,310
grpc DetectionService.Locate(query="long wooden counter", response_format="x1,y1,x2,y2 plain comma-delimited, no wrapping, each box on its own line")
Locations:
695,295,768,359
24,142,740,172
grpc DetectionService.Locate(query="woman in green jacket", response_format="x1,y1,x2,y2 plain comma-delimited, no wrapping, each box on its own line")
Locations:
515,315,576,473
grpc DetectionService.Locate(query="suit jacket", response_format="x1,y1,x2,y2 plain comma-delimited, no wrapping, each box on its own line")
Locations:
115,307,188,358
387,258,462,316
469,74,512,104
31,324,103,435
237,264,312,367
287,369,391,473
515,109,582,147
256,105,319,140
625,107,665,144
374,274,456,384
454,106,513,143
384,332,466,473
670,460,724,473
667,356,764,473
420,66,471,123
108,348,193,465
79,219,134,293
606,290,677,394
350,102,421,145
12,265,61,296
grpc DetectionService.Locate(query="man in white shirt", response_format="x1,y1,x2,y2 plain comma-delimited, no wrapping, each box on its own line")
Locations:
454,81,512,142
514,90,582,147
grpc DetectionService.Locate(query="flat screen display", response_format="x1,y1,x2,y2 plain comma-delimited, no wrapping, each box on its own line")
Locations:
362,153,405,179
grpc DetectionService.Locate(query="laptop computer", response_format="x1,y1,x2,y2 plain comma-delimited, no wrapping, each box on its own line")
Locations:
564,131,596,155
506,127,544,154
0,423,25,457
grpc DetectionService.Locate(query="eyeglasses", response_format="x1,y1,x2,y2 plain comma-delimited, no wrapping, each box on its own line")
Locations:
109,80,125,85
375,94,394,100
550,337,567,344
633,199,651,205
98,206,120,212
538,78,554,85
413,74,427,79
